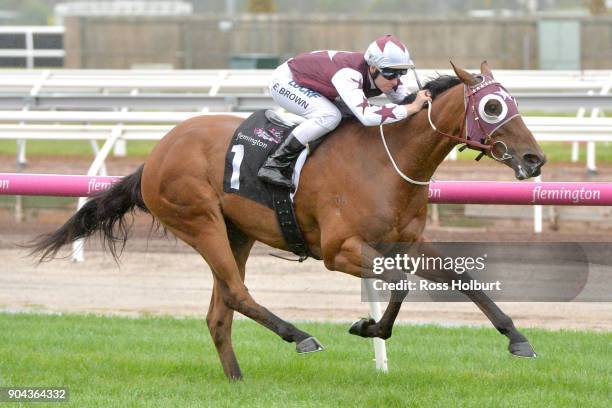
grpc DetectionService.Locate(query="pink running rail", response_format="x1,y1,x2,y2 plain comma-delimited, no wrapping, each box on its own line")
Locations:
1,173,612,206
0,173,121,197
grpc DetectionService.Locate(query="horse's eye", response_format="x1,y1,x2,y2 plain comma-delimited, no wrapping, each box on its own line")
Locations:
484,100,502,116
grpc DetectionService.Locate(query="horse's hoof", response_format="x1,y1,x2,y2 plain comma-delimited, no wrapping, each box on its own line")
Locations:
509,341,537,358
296,337,324,354
349,318,376,337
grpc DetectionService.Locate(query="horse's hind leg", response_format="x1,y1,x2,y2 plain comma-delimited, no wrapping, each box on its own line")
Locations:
188,213,322,366
208,280,241,379
206,223,253,380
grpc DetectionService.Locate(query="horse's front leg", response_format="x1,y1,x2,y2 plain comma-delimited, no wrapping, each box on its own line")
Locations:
459,275,536,358
413,242,536,358
324,236,409,340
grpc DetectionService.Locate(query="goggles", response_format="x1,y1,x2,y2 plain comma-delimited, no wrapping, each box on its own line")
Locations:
379,68,408,80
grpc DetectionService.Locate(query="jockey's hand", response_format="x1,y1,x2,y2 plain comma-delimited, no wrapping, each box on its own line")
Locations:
406,90,432,115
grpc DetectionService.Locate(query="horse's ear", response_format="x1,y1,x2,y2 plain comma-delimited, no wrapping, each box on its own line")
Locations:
480,60,493,77
450,60,478,86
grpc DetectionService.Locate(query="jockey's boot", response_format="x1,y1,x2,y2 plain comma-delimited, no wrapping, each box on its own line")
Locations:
258,134,306,189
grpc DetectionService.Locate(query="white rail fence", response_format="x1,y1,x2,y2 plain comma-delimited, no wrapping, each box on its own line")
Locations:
0,93,611,112
1,110,611,235
0,69,610,235
1,110,610,171
0,69,610,95
1,68,610,168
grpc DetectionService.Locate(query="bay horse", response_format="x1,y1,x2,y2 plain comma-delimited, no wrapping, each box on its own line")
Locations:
32,62,546,380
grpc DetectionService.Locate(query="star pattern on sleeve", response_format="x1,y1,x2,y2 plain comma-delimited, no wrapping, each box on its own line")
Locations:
374,105,397,124
351,77,363,89
356,96,369,114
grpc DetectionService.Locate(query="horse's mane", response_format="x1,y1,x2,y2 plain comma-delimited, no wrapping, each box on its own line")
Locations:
400,75,462,105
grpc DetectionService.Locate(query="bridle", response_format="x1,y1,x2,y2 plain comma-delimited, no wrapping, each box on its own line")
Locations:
380,73,518,186
426,77,515,163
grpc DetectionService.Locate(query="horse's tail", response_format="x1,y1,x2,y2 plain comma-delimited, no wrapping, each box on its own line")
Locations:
30,165,149,262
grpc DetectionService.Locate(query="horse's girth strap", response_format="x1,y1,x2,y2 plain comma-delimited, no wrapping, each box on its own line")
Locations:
271,188,310,261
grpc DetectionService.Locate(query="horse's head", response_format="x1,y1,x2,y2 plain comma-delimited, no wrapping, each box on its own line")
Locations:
451,61,546,179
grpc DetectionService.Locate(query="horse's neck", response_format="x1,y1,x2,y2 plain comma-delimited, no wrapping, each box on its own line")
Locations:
384,89,463,185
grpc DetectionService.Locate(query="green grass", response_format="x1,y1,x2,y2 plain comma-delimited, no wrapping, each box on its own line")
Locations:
0,313,609,407
1,138,612,163
0,195,75,209
538,141,612,163
456,141,612,162
0,140,157,157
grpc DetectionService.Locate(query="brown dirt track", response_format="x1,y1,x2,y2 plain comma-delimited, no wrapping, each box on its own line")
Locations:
1,154,611,331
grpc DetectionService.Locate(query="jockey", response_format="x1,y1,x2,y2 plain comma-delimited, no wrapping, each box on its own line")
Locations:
258,34,432,189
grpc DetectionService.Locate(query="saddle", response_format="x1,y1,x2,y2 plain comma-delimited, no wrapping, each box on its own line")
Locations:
223,109,312,259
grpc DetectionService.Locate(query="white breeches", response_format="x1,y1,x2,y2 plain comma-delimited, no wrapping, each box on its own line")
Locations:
269,62,342,145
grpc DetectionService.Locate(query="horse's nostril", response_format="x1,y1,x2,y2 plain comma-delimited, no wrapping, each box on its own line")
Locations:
523,153,545,168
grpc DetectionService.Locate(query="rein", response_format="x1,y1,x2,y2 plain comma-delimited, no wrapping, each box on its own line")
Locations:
379,123,431,185
426,96,491,152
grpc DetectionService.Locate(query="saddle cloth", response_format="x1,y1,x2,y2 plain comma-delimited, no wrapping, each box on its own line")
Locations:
223,109,310,208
